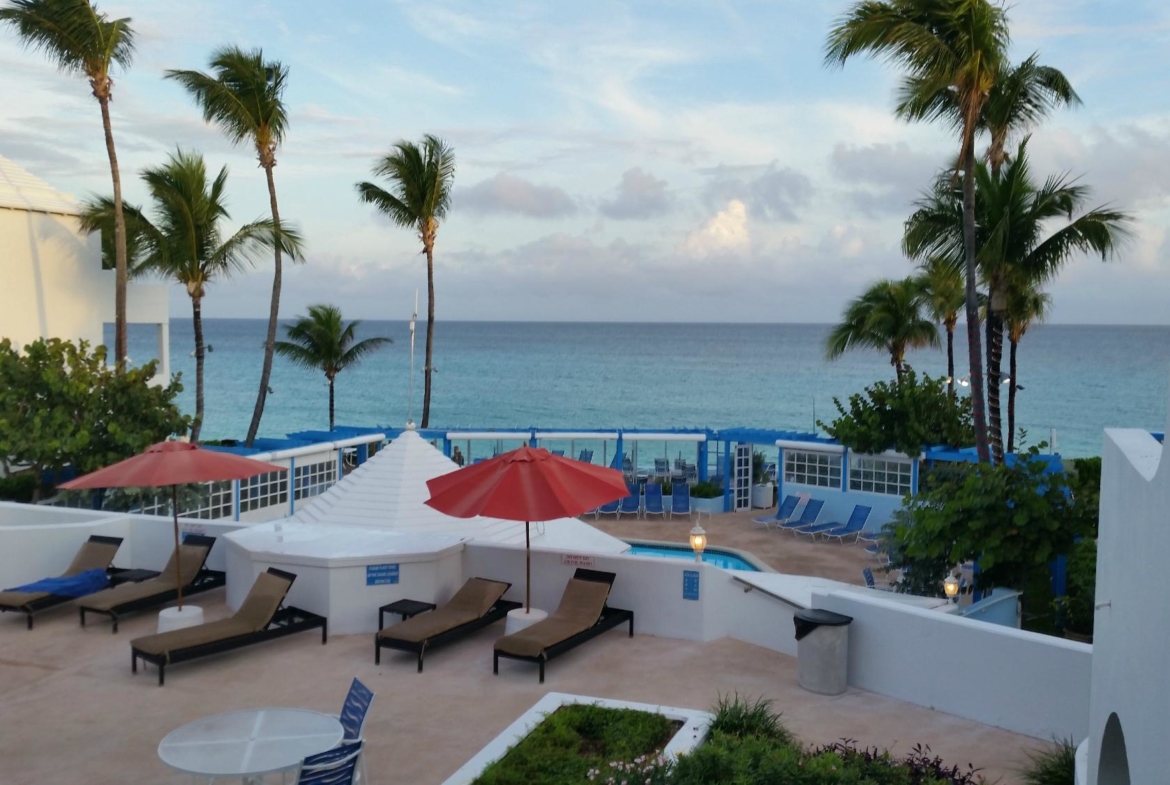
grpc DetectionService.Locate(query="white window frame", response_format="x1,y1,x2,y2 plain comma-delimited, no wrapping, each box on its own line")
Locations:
848,454,914,496
239,470,289,513
783,449,843,490
294,460,338,501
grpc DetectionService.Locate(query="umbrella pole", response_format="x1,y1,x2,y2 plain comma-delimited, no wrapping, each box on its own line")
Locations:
172,485,183,611
525,521,531,613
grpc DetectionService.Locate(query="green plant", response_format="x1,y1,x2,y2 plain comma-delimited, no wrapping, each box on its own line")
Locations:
0,472,39,503
751,451,770,485
689,481,722,499
1019,738,1076,785
709,695,791,744
0,338,188,500
819,367,973,456
1055,538,1096,637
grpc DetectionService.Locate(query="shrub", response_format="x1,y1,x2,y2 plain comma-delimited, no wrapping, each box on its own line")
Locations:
689,481,722,499
1019,738,1076,785
0,471,40,503
709,695,792,744
1055,538,1096,637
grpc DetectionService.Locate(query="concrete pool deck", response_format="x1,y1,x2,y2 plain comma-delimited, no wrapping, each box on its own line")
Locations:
0,592,1046,784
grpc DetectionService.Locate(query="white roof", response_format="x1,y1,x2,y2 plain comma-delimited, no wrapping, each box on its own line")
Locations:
291,429,630,555
0,154,79,215
226,521,463,567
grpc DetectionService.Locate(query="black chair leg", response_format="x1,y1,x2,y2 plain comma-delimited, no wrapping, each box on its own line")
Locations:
158,665,165,686
131,652,137,674
375,640,381,665
493,653,499,675
539,660,545,684
26,613,33,631
79,607,86,627
628,615,635,637
112,616,119,634
321,622,328,644
417,650,424,673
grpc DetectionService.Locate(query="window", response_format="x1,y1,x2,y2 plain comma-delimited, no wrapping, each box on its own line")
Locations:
135,481,233,520
294,460,338,500
239,470,289,513
784,450,842,489
849,455,913,496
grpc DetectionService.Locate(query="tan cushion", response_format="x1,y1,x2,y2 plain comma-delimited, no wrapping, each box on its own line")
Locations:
494,579,611,659
76,577,176,611
155,543,213,588
378,578,510,644
0,590,52,609
65,539,121,576
446,578,510,618
231,572,292,632
131,618,254,660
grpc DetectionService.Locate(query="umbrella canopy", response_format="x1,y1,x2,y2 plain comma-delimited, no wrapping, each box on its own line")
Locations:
60,440,285,610
424,445,628,521
59,440,285,490
425,446,628,612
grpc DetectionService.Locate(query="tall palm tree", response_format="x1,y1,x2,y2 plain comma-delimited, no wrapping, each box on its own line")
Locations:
275,305,391,431
827,278,940,383
1004,285,1050,453
166,47,292,447
79,150,302,441
914,256,964,394
356,135,455,428
982,55,1079,176
1,0,135,368
905,140,1131,458
826,0,1010,463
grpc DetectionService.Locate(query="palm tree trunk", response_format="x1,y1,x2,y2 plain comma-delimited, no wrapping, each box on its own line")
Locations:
960,118,990,463
98,95,128,371
986,301,1005,463
328,376,335,431
244,163,283,447
1007,337,1019,453
191,296,206,442
421,239,436,428
946,325,955,396
893,355,903,384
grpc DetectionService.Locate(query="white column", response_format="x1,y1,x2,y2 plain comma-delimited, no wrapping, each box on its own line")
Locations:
157,320,171,379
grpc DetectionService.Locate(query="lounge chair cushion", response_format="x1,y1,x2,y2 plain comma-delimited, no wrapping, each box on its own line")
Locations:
130,618,255,659
494,578,611,659
0,538,122,609
76,543,212,612
0,589,52,608
233,571,294,632
379,578,509,644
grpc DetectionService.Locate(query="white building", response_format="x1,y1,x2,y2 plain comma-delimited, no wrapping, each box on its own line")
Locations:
0,154,169,375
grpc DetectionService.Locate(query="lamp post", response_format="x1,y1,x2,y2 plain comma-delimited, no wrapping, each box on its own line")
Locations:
943,574,960,603
689,523,707,563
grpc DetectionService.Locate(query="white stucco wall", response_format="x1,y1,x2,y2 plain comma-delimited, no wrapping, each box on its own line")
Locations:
813,589,1092,741
1086,426,1169,784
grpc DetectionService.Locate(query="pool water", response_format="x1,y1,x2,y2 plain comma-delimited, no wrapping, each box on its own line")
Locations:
625,543,761,572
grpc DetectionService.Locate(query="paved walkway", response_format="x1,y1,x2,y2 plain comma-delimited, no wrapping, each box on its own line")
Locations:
0,595,1045,784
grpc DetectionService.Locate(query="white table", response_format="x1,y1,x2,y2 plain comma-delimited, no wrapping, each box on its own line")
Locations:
158,708,343,782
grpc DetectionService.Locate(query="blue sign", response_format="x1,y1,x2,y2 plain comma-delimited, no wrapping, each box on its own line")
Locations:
683,570,700,601
366,563,400,586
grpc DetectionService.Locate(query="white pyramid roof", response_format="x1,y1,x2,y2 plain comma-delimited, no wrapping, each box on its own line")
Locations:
292,429,629,555
0,154,79,215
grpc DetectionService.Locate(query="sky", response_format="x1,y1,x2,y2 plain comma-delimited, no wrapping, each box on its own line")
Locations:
2,0,1169,323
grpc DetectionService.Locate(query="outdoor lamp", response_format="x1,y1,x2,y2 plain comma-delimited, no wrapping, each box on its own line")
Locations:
943,574,960,602
689,523,707,562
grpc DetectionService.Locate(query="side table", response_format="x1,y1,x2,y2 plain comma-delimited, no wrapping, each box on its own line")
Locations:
378,599,437,630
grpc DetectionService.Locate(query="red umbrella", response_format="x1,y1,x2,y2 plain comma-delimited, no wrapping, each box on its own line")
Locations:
60,441,285,609
425,445,628,611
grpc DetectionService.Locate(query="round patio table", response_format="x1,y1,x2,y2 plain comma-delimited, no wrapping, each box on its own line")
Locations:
158,708,343,782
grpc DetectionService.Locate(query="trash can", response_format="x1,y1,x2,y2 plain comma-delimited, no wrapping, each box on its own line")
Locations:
793,608,853,696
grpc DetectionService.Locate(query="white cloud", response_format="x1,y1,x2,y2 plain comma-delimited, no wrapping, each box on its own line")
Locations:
456,173,577,218
702,163,812,222
599,167,672,220
684,200,751,257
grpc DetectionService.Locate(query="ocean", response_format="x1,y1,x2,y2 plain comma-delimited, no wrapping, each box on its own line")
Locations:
115,320,1170,459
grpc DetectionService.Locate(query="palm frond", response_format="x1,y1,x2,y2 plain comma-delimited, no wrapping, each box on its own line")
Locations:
0,0,134,78
355,181,416,228
276,304,390,377
358,135,456,231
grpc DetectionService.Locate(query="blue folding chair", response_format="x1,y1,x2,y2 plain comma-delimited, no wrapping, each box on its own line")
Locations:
644,483,665,518
776,499,824,533
669,483,691,519
618,485,641,519
819,505,873,543
296,741,363,785
753,495,800,530
338,678,374,742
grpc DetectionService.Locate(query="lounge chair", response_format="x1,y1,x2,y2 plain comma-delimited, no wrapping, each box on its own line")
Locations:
653,458,669,480
76,534,224,633
792,518,840,539
376,578,520,671
776,499,824,533
494,568,634,683
669,483,691,519
643,483,665,518
818,505,873,543
130,567,326,685
551,449,565,457
0,535,124,629
863,567,894,592
594,499,620,519
296,741,364,785
752,495,800,531
617,485,641,519
577,449,594,464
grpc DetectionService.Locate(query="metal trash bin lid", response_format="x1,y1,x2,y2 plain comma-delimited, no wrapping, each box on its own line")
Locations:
793,608,853,641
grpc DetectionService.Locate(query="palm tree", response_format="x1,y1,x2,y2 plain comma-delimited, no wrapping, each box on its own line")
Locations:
1004,285,1050,453
356,135,455,428
827,278,940,383
905,140,1131,458
982,55,1079,176
166,47,292,447
275,305,391,431
79,149,302,441
825,0,1010,463
1,0,135,368
914,256,964,394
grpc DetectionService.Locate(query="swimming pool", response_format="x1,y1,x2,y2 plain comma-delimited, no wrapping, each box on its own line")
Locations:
624,542,762,572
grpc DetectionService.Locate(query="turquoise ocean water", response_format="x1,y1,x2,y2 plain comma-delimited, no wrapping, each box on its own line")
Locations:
115,320,1170,459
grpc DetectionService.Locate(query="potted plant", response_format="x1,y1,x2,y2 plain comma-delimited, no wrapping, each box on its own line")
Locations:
1054,538,1096,643
750,450,774,509
690,480,724,516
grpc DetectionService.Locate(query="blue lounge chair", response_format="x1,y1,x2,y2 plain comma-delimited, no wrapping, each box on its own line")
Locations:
669,483,691,519
653,459,669,480
296,741,363,785
776,499,824,533
753,495,800,530
792,519,840,539
551,450,565,457
644,483,665,518
617,486,641,519
862,567,893,592
595,499,620,519
819,505,873,543
577,449,594,464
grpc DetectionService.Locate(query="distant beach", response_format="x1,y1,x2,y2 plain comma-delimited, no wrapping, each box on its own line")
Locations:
116,319,1170,458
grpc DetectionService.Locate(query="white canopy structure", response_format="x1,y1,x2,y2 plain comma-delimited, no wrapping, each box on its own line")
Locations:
289,429,630,555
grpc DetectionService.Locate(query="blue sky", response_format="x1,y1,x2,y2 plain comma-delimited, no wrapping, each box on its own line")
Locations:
3,0,1169,322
